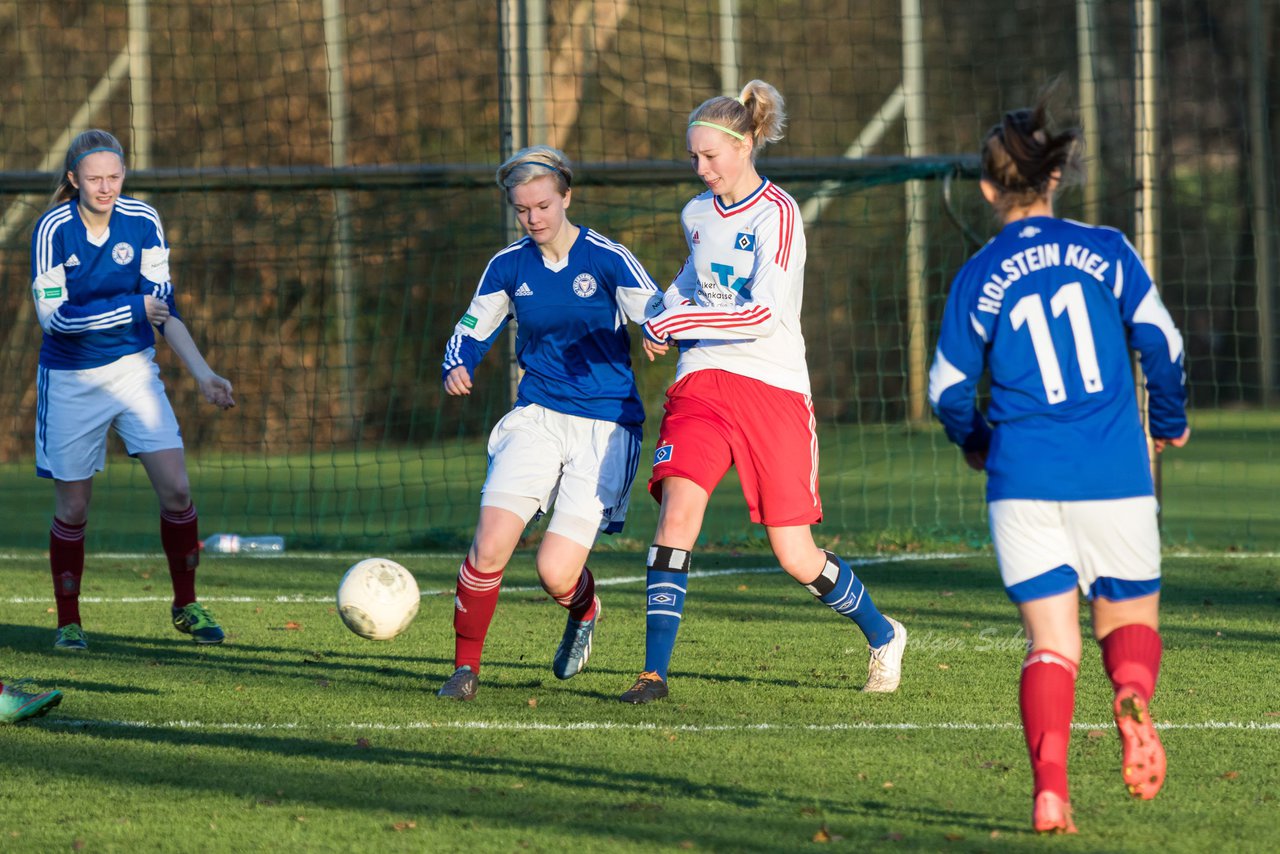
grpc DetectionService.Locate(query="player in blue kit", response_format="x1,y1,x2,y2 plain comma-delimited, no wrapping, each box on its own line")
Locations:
929,98,1188,834
436,145,664,701
31,129,235,651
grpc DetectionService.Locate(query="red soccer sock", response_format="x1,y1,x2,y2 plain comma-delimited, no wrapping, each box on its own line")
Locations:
1020,650,1079,800
161,504,200,608
50,517,86,627
453,557,503,673
1100,623,1162,702
551,567,597,621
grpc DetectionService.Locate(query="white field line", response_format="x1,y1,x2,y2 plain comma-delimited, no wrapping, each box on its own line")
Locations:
0,555,961,605
36,718,1280,734
2,550,1275,606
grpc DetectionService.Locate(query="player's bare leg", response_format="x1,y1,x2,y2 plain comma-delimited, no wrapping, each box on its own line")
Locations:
770,525,904,691
621,477,708,704
1018,590,1081,833
537,530,600,679
1094,592,1165,799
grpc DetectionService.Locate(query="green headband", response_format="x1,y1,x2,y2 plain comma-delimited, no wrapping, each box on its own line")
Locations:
689,120,745,141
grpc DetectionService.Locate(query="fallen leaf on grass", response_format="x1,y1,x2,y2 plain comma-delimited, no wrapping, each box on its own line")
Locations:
392,821,417,831
1086,729,1108,739
355,738,371,749
937,663,950,670
527,697,538,708
944,832,965,841
737,584,750,591
1264,711,1280,717
1221,771,1240,780
812,824,844,842
284,621,303,630
882,781,895,789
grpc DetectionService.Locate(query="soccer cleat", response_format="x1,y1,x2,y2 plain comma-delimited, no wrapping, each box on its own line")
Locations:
619,671,669,704
0,683,63,724
862,616,907,692
53,623,88,651
1114,690,1166,799
437,665,478,701
172,602,226,644
553,595,600,680
1032,790,1078,834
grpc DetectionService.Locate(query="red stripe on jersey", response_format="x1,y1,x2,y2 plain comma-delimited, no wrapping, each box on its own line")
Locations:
763,185,796,269
713,180,771,218
650,305,773,337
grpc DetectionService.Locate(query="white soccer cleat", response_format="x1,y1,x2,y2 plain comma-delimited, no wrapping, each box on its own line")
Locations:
862,616,907,693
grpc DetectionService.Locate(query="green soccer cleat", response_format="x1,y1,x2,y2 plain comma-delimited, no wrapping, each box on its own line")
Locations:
172,602,226,644
53,623,88,651
437,666,478,701
553,596,600,680
0,683,63,724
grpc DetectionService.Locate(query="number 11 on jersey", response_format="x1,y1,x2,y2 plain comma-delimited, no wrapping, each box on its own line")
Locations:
1009,282,1103,405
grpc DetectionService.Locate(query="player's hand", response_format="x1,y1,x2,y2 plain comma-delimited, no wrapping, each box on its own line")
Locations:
642,337,670,361
1153,427,1190,453
444,365,473,396
963,449,987,471
144,295,171,326
200,374,236,410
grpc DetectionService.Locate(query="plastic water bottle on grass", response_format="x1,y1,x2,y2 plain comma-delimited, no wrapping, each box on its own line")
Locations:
203,534,285,554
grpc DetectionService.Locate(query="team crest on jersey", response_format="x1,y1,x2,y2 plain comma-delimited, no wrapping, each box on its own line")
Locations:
653,443,674,465
111,243,135,265
735,232,755,251
572,273,598,298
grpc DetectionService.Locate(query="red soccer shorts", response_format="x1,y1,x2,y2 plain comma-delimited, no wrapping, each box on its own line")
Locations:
648,369,822,526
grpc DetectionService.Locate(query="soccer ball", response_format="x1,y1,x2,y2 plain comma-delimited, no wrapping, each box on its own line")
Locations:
336,558,420,640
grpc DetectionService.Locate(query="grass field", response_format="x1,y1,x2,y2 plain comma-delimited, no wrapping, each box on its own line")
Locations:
2,409,1279,553
3,549,1278,852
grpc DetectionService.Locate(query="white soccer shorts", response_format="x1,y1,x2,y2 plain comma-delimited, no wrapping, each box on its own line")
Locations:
35,348,184,481
480,404,641,548
988,496,1161,603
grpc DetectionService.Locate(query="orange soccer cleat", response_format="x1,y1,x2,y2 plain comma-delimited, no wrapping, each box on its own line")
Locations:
1114,690,1166,799
1032,790,1078,834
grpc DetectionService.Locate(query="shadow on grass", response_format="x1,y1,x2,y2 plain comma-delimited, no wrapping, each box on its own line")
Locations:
16,719,1023,848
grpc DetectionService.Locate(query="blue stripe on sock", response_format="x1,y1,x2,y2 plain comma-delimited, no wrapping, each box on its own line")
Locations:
820,554,894,647
644,569,687,680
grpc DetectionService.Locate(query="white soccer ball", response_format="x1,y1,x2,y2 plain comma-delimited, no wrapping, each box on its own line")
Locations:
336,558,420,640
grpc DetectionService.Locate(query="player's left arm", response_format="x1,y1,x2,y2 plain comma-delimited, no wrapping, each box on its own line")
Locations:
156,316,235,409
139,208,182,334
642,208,791,343
928,268,993,466
1116,239,1188,444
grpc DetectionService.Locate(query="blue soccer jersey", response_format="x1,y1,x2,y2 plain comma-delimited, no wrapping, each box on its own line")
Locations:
929,216,1187,501
442,225,663,431
31,196,179,371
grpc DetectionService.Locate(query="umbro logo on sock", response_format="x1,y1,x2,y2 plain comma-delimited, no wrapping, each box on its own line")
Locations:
515,282,534,297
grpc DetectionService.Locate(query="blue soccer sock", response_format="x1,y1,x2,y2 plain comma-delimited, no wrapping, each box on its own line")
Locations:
804,550,895,648
643,544,691,681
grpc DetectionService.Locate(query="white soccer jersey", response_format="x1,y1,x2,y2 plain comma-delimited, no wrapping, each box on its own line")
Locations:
642,179,810,395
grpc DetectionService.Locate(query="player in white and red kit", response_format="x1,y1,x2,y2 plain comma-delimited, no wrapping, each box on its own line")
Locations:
619,80,907,704
929,97,1188,833
30,130,235,652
